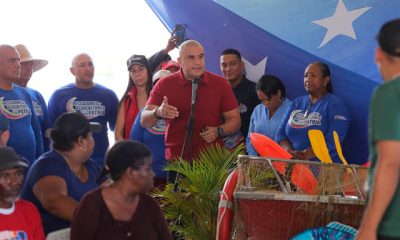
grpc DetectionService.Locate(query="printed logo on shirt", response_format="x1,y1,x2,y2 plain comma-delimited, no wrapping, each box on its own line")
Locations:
239,103,248,114
334,115,347,121
0,230,28,240
288,110,322,128
32,100,43,116
147,119,166,135
0,97,31,120
66,97,106,119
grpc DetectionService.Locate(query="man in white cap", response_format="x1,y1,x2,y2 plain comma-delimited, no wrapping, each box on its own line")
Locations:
14,44,50,151
0,146,45,239
0,45,43,165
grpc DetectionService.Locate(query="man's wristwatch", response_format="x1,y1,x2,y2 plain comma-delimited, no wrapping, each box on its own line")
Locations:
153,107,162,120
217,127,224,137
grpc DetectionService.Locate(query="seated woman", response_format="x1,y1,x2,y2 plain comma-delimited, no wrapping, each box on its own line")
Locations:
22,112,102,234
130,70,172,187
246,75,292,155
275,62,350,163
115,55,153,141
70,141,173,240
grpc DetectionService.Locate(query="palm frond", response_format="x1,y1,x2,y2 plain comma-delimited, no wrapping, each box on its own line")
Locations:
153,143,244,240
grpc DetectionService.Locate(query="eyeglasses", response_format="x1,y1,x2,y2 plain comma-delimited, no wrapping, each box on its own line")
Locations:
259,96,272,102
0,169,24,184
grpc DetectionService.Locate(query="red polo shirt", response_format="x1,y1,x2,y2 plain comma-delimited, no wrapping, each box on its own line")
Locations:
147,70,238,161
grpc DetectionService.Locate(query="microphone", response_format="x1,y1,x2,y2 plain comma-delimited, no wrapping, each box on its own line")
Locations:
191,78,201,105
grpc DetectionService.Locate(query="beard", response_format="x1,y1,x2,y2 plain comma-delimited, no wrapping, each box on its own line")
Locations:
0,186,21,205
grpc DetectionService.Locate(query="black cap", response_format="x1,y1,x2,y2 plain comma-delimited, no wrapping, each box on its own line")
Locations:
377,18,400,57
52,112,102,139
0,146,28,171
127,54,150,71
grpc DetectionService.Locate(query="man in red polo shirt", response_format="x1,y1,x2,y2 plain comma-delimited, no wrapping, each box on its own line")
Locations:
141,40,240,164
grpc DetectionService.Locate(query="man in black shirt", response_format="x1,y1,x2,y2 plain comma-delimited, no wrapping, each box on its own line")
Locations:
220,49,259,138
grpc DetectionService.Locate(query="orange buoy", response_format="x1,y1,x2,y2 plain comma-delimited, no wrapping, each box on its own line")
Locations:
216,170,238,240
250,133,293,159
250,133,317,194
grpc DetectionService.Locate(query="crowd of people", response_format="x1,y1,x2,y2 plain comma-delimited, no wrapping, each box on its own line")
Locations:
0,18,399,239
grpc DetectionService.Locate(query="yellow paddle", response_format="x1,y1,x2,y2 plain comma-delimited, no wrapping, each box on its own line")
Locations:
308,129,333,164
333,131,351,172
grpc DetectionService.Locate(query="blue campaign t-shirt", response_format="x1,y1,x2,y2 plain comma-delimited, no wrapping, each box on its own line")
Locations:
130,109,167,178
47,83,119,165
27,88,51,152
275,93,350,163
246,98,292,155
0,84,43,164
21,149,101,234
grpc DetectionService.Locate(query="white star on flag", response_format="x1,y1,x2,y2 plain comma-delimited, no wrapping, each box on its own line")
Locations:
243,57,267,82
312,0,371,48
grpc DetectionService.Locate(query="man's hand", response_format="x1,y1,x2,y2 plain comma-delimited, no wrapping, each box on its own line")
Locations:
157,96,179,119
199,126,219,143
164,35,180,53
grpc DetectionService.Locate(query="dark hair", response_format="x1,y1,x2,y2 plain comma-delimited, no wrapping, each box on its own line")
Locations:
309,61,333,93
50,113,92,151
221,48,242,60
376,18,400,57
118,57,153,108
97,141,152,182
256,74,286,98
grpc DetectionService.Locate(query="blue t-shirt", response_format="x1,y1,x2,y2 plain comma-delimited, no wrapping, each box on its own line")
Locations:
130,109,167,178
27,88,51,152
0,84,43,164
275,93,350,163
246,98,292,155
21,149,101,234
48,83,118,165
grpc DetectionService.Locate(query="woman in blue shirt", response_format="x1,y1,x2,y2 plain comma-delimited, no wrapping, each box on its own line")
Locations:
22,112,102,234
275,62,350,163
246,75,291,155
130,70,171,187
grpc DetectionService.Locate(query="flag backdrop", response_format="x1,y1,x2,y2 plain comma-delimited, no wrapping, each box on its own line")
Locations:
145,0,400,164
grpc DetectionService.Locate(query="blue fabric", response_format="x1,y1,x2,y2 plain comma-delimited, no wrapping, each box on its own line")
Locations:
21,149,101,234
0,84,43,164
47,83,119,165
130,109,167,178
27,88,51,152
291,226,355,240
246,98,292,155
275,94,350,163
144,0,384,164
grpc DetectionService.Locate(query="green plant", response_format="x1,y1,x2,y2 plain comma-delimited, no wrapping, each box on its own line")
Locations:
153,143,244,240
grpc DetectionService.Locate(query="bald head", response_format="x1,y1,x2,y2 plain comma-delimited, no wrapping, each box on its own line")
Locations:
179,40,203,57
70,53,95,88
71,53,92,67
177,40,205,80
0,45,20,87
0,45,18,56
